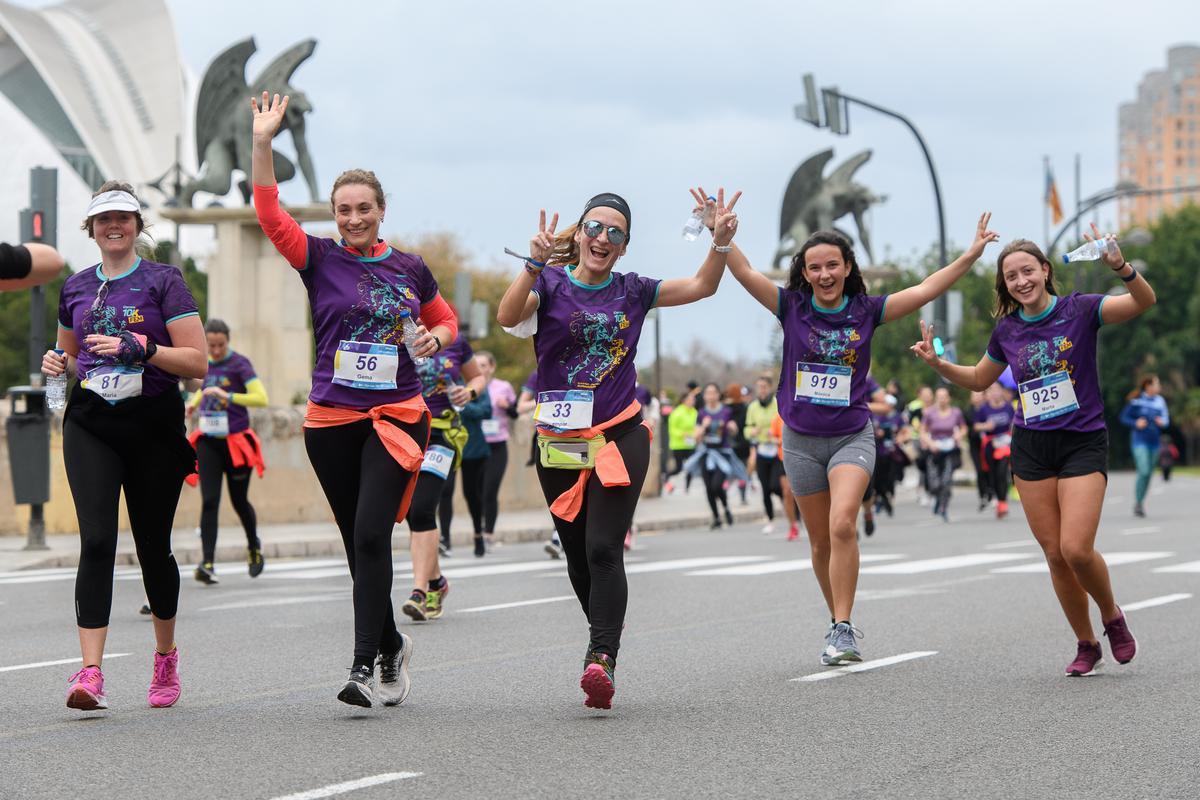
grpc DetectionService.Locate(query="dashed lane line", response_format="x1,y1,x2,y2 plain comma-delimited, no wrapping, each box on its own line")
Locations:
792,651,938,682
267,772,422,800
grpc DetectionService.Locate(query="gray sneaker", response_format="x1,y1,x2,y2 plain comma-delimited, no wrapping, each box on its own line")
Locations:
376,633,413,707
823,622,863,666
819,623,837,665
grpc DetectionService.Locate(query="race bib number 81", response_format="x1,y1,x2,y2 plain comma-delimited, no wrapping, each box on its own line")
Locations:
1019,371,1079,424
795,362,852,407
83,365,143,404
534,390,594,430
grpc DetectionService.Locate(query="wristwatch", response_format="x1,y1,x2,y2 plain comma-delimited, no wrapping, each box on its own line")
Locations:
431,334,442,352
469,387,478,401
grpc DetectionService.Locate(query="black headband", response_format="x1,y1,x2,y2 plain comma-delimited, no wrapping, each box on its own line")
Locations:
580,192,631,240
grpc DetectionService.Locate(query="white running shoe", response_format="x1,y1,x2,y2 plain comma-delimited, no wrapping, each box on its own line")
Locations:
761,522,776,535
376,633,413,707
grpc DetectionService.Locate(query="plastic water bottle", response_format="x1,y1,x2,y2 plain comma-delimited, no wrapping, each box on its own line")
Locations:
45,349,67,412
681,196,715,241
1062,238,1115,263
399,309,429,366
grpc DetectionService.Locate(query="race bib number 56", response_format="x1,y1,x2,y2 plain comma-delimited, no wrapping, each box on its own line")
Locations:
332,341,398,390
795,362,852,407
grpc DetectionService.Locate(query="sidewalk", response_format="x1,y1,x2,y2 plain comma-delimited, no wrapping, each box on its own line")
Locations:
0,485,768,573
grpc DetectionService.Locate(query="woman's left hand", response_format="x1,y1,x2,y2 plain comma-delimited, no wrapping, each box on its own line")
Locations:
1085,221,1125,269
82,334,124,359
409,325,439,359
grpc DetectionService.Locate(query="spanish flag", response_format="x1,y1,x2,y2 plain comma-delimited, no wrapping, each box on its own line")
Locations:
1045,162,1064,225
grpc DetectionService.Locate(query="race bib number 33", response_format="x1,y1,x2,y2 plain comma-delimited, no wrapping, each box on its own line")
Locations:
795,362,852,407
332,341,399,390
1019,371,1079,424
534,390,594,430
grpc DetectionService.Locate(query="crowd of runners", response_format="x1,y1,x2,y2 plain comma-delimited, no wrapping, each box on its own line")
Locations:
14,90,1179,714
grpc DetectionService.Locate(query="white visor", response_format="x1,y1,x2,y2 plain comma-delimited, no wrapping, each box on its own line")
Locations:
86,190,140,217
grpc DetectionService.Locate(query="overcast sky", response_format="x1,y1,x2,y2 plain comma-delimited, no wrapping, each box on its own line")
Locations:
22,0,1200,363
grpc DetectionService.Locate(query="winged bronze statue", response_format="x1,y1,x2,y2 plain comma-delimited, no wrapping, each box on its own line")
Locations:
773,148,886,270
177,37,319,207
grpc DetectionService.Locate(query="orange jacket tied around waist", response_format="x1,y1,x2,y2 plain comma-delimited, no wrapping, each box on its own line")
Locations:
185,429,266,487
538,400,653,523
303,395,431,522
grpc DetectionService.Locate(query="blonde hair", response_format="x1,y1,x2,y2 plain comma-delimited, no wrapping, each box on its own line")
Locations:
330,169,386,211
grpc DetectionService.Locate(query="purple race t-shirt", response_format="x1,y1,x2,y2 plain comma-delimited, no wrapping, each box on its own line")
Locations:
973,401,1015,435
531,266,661,426
923,406,966,440
697,405,734,448
775,289,889,437
200,351,257,435
58,258,199,399
299,236,438,409
486,379,516,443
985,293,1107,432
417,336,474,416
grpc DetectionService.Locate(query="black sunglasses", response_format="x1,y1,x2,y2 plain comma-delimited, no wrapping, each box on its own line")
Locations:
580,219,628,246
90,280,110,313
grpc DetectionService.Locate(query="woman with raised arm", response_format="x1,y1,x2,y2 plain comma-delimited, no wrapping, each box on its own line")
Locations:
44,182,206,711
497,187,739,710
911,225,1154,676
251,93,459,708
725,210,996,667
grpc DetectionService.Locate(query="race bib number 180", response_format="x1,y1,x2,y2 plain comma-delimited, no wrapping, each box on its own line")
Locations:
332,341,399,390
1019,371,1079,424
420,445,455,479
795,362,852,407
534,390,594,430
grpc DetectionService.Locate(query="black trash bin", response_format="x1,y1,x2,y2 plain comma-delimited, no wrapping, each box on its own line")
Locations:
6,386,50,505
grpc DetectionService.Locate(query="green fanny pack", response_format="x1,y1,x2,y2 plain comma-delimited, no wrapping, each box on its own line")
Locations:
537,433,605,470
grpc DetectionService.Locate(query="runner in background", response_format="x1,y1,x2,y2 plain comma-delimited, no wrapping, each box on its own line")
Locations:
664,384,699,494
973,382,1015,518
967,390,992,511
519,369,565,559
912,226,1152,676
745,376,783,534
186,318,268,583
919,387,968,522
727,383,752,505
496,187,740,710
1119,374,1169,518
437,377,492,557
46,182,206,711
870,393,910,521
477,351,515,556
689,382,742,529
769,412,801,540
907,385,935,506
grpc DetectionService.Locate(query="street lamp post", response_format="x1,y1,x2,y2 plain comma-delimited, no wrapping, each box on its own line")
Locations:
796,74,949,346
1045,183,1200,259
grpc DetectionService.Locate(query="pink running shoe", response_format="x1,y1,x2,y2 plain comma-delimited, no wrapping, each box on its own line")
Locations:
786,523,800,542
1103,610,1138,664
581,652,615,710
148,648,181,708
1065,640,1104,677
66,665,107,710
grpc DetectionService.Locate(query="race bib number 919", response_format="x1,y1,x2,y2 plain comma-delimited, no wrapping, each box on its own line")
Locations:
795,362,852,407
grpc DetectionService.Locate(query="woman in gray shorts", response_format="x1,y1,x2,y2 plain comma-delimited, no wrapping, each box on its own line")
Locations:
724,215,997,666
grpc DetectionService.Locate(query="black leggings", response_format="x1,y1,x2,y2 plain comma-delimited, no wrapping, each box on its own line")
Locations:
65,417,186,628
535,418,650,662
927,450,958,511
481,441,509,533
304,415,428,667
968,435,990,501
459,456,488,536
410,428,454,534
755,455,783,520
983,445,1010,502
196,435,258,563
702,463,730,520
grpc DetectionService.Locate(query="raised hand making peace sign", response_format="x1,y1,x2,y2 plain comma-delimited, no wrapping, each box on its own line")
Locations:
687,186,742,246
530,209,560,265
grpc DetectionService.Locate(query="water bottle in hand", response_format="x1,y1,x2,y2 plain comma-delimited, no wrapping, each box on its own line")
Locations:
46,349,67,412
1062,238,1115,263
682,208,705,241
400,309,429,366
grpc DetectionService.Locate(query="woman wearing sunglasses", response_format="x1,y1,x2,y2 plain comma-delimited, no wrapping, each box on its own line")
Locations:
42,181,207,711
497,187,739,710
252,93,458,707
723,212,997,668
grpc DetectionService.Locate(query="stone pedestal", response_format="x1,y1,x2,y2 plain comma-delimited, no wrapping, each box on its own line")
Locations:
161,204,330,406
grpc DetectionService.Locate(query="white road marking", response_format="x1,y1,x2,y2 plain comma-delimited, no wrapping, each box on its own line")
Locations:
1121,526,1161,536
199,593,348,612
992,551,1174,573
626,555,771,574
792,651,937,682
268,772,422,800
984,539,1036,550
1153,560,1200,574
1105,495,1127,504
860,553,1032,575
1122,593,1192,611
855,587,947,601
458,595,576,613
0,653,130,673
688,554,902,577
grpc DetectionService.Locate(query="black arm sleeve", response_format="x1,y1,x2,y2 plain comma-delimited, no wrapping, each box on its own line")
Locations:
0,243,33,280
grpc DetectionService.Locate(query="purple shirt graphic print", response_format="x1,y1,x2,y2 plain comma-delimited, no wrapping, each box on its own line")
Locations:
299,236,438,409
531,266,660,426
985,293,1106,433
775,289,889,437
417,336,474,416
58,258,199,398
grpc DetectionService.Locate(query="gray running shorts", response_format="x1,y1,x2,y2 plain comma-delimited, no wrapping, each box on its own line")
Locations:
782,421,876,497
